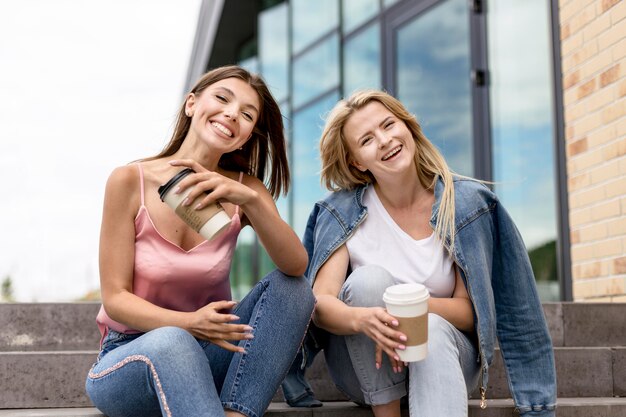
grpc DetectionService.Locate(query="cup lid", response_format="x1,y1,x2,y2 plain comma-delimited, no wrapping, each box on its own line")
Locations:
383,283,430,304
158,168,194,201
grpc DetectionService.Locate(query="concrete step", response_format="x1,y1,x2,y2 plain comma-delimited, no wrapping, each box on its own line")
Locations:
0,303,101,352
0,351,96,408
2,347,624,409
2,302,624,410
294,346,626,402
543,302,626,347
2,302,625,352
2,398,626,417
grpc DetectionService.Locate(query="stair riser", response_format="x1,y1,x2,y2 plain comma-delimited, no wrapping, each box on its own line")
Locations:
0,353,95,408
2,303,626,352
2,347,625,409
0,304,100,352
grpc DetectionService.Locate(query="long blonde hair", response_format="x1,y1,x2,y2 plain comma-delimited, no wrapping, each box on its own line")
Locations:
319,89,457,250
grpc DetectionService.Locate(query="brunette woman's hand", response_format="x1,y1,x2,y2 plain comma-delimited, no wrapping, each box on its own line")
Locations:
187,300,254,353
169,159,257,207
354,306,407,371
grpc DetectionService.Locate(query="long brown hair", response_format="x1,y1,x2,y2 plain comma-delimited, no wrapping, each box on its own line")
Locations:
147,65,289,199
319,89,457,250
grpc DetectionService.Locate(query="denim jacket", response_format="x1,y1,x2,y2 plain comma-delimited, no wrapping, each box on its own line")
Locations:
302,177,557,416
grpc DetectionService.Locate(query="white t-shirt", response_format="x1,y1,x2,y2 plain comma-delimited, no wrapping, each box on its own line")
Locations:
346,187,456,298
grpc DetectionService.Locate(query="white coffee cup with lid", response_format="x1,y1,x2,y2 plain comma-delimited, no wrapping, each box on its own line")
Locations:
383,283,430,362
158,168,231,241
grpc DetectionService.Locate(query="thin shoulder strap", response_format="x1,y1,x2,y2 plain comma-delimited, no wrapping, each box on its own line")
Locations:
236,171,244,215
136,163,145,206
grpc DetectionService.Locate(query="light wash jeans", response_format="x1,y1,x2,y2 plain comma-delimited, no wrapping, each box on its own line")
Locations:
324,265,480,416
85,270,315,417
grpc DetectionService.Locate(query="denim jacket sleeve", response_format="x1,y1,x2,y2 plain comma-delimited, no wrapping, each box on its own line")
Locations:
491,201,557,415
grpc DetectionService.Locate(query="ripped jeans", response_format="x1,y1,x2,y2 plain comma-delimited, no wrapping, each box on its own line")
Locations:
85,270,315,417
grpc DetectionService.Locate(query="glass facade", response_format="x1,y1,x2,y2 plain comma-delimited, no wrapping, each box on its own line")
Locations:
488,0,559,300
343,23,382,94
222,0,563,301
395,0,473,176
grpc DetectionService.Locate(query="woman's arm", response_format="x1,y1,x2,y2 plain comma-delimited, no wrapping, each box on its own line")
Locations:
313,245,405,361
238,176,308,276
99,166,251,352
427,266,474,333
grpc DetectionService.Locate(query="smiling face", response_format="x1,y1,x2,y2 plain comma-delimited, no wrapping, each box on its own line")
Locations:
343,100,417,182
185,77,261,153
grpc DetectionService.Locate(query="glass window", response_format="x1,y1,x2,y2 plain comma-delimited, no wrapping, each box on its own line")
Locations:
383,0,401,7
230,227,257,301
395,0,473,176
238,56,259,74
488,0,558,301
293,34,340,108
259,3,289,102
343,23,381,94
292,0,339,54
292,92,340,237
342,0,379,34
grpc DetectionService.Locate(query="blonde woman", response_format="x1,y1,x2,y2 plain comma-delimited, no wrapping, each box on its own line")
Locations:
292,90,556,417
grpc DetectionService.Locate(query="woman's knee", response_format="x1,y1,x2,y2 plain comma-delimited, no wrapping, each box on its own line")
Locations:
342,265,395,307
264,269,315,315
139,326,200,360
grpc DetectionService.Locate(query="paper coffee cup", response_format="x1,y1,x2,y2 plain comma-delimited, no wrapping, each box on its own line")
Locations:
158,168,231,241
383,283,430,362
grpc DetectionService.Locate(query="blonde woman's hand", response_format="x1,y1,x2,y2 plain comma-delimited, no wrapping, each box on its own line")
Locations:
354,306,407,370
374,344,405,373
187,300,254,353
169,159,258,208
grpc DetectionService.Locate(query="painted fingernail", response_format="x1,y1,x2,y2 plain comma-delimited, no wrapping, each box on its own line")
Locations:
398,344,406,350
169,160,178,165
375,362,381,370
194,203,202,209
174,186,181,194
399,335,407,342
182,197,189,206
243,325,253,331
394,355,400,361
245,334,254,339
391,320,399,326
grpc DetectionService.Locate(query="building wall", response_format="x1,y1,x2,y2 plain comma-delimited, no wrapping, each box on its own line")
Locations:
560,0,626,301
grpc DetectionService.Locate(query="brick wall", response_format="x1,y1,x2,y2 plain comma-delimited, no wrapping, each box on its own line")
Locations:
560,0,626,301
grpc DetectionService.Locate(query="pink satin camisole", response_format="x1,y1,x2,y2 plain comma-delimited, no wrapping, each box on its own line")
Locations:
96,163,242,344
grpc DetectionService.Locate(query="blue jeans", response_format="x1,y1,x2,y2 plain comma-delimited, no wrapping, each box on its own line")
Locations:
324,265,480,416
85,270,315,417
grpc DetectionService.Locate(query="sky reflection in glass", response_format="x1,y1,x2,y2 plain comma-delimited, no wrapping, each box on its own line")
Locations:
259,3,288,102
292,0,339,54
396,0,473,176
292,93,340,237
488,0,558,299
343,23,381,94
342,0,379,34
488,0,557,249
293,34,339,108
